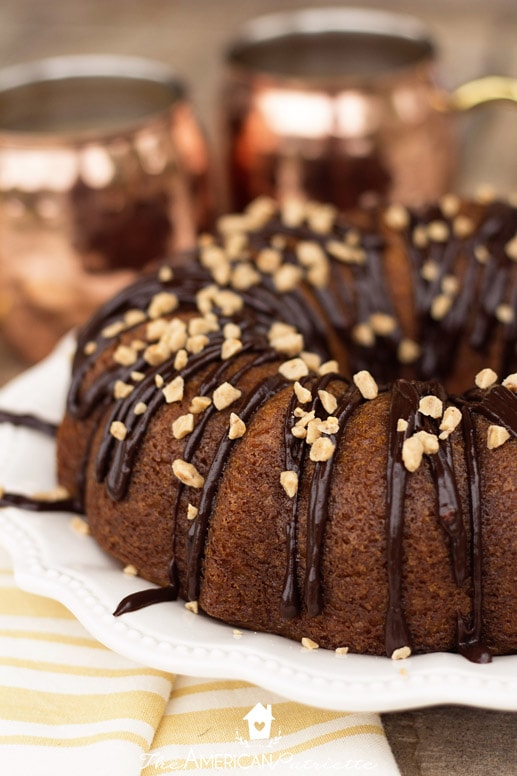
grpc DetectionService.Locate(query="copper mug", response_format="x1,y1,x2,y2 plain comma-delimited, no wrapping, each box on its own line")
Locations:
0,55,213,363
223,7,517,212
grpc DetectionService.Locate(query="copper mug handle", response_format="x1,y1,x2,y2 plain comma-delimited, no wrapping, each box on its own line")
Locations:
447,76,517,111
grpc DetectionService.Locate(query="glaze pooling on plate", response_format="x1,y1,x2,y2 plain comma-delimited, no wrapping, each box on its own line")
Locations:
0,341,516,712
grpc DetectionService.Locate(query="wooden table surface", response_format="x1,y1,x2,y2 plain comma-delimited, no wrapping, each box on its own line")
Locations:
0,2,516,773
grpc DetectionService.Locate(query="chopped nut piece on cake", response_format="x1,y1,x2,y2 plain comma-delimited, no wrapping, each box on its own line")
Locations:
110,421,127,441
163,376,185,404
221,338,243,361
133,402,147,416
475,368,498,389
402,436,424,472
318,389,338,414
318,360,339,376
279,358,309,381
398,339,421,364
172,459,204,488
487,425,511,450
301,637,319,650
187,504,198,520
353,370,378,400
70,516,90,536
113,344,138,366
280,470,298,498
148,291,178,319
309,437,335,462
397,418,409,432
123,564,138,576
384,203,409,231
294,381,312,404
190,395,212,414
439,406,462,438
184,601,199,614
213,382,242,410
418,395,443,419
335,646,349,656
391,646,411,660
228,413,246,439
502,373,517,390
172,413,195,440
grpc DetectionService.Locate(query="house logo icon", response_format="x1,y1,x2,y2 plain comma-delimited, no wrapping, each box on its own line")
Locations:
243,703,275,740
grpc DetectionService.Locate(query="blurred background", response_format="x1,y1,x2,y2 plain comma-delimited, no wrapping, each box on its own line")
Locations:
1,0,517,196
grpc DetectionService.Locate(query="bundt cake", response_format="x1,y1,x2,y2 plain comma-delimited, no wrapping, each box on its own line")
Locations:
9,194,517,661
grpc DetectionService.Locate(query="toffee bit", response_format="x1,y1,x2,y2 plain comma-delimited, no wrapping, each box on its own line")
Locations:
147,291,178,319
370,312,397,337
189,395,212,414
398,338,421,365
487,425,511,450
113,380,134,400
352,322,375,348
294,381,312,404
353,370,378,400
213,382,242,411
124,309,147,327
221,338,243,361
318,359,339,376
172,459,205,488
496,303,515,325
318,389,337,415
228,412,246,439
430,294,452,321
427,220,449,242
439,406,462,438
172,413,195,440
113,344,138,367
309,437,335,462
280,470,298,498
384,203,410,231
278,358,309,381
414,430,439,455
144,341,171,366
101,320,126,338
187,503,198,521
70,516,90,536
163,376,185,404
402,435,424,472
306,418,322,445
391,646,411,660
223,322,241,340
174,348,188,371
418,395,443,419
158,265,174,282
505,235,517,262
186,334,209,354
502,373,517,390
301,637,319,650
475,368,498,390
273,263,303,293
256,247,282,274
302,351,322,372
110,421,127,441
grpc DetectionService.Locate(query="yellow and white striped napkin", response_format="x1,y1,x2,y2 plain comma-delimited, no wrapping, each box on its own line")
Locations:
0,545,399,776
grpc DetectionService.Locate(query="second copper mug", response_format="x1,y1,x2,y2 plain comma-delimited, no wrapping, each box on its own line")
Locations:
0,55,213,363
223,7,517,212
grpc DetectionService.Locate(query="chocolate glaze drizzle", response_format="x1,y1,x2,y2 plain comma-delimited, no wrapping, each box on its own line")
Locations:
2,198,517,662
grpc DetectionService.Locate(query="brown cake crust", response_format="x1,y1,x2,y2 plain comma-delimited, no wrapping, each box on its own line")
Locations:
56,195,517,659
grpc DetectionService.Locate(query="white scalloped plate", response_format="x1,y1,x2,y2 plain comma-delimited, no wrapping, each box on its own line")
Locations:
0,338,516,713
